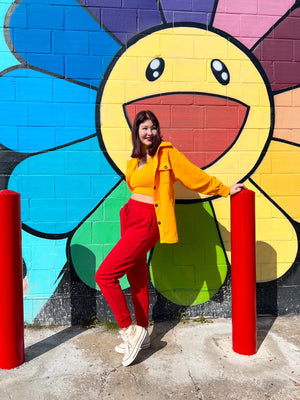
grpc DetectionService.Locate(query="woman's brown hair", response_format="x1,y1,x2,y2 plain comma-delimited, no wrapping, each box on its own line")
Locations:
131,110,162,158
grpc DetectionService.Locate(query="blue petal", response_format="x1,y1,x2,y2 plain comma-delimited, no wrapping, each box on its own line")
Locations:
0,68,97,152
22,230,67,323
8,136,121,236
9,0,121,87
0,1,19,71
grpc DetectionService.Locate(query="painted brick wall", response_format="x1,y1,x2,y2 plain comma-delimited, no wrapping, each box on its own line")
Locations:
0,0,299,325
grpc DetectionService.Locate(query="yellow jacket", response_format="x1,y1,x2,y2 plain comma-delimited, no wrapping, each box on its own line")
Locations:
126,142,230,244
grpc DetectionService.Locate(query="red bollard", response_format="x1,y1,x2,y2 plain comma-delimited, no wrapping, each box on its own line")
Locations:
230,189,257,355
0,190,25,369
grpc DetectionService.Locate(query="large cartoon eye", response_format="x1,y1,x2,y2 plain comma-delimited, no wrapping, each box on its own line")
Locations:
211,59,230,85
146,58,165,81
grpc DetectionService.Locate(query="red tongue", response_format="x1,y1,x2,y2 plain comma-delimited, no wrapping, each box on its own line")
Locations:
125,94,248,169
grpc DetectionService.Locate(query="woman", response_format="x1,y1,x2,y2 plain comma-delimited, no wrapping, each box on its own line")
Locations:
95,110,245,367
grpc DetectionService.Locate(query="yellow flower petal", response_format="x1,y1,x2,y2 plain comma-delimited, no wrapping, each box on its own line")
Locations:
212,181,297,282
254,140,300,222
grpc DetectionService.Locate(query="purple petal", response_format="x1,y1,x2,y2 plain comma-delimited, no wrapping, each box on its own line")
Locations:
82,0,163,43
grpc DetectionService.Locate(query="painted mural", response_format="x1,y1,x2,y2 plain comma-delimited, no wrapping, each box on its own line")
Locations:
0,0,299,323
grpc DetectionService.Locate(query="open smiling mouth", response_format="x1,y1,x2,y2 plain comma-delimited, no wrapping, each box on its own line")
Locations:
124,93,249,169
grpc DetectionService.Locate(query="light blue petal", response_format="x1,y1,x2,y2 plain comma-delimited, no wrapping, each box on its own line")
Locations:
22,230,67,323
8,136,121,236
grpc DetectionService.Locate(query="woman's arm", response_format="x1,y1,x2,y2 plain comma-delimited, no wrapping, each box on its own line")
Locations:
170,149,230,197
169,147,245,197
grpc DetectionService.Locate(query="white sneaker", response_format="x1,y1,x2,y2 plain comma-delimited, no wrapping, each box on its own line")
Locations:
115,330,150,354
120,325,147,367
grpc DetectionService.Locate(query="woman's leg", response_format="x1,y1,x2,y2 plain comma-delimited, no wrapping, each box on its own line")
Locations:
95,238,133,328
127,255,149,328
95,200,159,328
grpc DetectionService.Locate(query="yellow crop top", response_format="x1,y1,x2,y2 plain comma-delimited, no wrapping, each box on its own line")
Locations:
130,156,154,196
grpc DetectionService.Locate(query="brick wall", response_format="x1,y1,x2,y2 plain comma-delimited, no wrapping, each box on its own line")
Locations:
0,0,299,325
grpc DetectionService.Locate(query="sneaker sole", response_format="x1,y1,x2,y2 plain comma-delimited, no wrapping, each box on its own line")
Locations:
115,341,150,354
122,328,147,367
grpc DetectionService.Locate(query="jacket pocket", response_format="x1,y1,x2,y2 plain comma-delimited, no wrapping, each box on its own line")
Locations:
158,163,172,184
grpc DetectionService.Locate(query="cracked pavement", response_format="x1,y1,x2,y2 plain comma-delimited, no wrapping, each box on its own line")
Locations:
0,315,299,399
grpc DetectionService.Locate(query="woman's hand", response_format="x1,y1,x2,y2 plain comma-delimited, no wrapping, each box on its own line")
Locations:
230,183,246,196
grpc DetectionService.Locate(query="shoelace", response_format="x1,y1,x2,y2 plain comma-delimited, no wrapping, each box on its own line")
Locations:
123,339,131,355
119,328,136,355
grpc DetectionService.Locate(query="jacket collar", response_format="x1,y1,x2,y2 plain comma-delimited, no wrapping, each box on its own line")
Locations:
158,141,172,149
127,141,172,168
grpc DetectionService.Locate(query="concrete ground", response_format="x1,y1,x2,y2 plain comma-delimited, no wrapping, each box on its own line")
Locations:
0,315,299,400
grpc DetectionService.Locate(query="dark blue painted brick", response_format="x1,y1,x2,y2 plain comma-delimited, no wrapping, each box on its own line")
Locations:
13,28,51,53
89,31,119,55
65,6,100,31
65,55,102,79
28,4,64,29
53,31,89,55
27,54,65,76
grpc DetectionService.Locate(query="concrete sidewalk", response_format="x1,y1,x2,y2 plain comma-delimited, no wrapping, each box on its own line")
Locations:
0,315,299,400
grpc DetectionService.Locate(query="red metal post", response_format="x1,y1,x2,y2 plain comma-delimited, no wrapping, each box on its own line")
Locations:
230,189,257,355
0,190,25,369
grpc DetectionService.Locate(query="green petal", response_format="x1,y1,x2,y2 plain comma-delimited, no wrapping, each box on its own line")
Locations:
70,181,131,290
150,201,227,305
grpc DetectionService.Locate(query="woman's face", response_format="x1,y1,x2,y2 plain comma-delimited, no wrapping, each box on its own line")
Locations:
138,119,158,152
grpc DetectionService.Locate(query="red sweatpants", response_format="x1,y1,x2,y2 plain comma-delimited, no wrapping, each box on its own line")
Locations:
95,199,160,328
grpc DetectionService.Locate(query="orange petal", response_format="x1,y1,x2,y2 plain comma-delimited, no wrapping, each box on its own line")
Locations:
273,88,300,145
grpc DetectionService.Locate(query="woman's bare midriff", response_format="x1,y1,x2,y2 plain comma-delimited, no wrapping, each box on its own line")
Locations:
131,193,154,204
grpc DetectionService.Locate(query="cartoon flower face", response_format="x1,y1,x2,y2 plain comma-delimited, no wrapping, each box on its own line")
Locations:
1,1,299,321
99,26,272,200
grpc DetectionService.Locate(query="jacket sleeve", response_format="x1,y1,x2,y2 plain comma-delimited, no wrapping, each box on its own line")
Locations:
169,148,230,197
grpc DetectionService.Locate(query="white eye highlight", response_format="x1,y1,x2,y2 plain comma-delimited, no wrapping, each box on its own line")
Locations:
150,59,160,70
212,60,223,71
221,72,229,81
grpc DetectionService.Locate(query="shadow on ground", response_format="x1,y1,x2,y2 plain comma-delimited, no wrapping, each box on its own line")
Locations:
256,315,277,351
25,326,84,362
